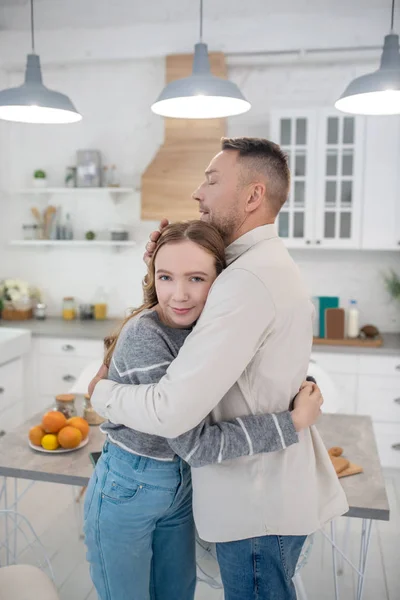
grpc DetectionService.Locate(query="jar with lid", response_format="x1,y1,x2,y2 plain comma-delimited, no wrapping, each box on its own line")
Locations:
54,394,77,419
22,224,39,240
62,297,76,320
83,394,106,425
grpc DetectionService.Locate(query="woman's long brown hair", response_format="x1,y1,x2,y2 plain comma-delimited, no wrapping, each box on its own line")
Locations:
104,220,226,368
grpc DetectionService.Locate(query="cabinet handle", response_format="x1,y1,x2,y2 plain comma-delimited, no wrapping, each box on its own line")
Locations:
0,387,4,394
62,344,75,352
392,443,400,451
62,374,76,382
306,240,311,245
394,398,400,405
396,365,400,371
0,430,5,438
316,240,321,245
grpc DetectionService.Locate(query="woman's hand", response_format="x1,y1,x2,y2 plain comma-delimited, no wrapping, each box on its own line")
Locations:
291,382,324,432
143,218,169,265
88,363,109,398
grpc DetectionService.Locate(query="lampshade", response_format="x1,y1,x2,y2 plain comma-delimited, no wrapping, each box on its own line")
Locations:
0,54,82,124
335,32,400,115
152,43,250,119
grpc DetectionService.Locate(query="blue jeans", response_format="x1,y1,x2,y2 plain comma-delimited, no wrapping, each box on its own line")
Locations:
84,440,196,600
216,534,306,600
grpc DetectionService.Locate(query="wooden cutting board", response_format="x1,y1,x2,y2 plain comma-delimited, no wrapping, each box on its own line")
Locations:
337,462,363,478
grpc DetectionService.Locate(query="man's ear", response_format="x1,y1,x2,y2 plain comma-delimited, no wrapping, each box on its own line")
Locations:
246,183,266,213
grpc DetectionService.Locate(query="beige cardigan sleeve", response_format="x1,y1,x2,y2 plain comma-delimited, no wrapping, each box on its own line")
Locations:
91,268,275,438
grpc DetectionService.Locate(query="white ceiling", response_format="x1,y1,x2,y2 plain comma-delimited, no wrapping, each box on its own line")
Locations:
0,0,393,32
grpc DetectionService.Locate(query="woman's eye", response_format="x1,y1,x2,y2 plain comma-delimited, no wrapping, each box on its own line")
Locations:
191,277,204,282
159,275,171,281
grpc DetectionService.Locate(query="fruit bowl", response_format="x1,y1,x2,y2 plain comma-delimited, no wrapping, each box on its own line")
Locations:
28,437,89,454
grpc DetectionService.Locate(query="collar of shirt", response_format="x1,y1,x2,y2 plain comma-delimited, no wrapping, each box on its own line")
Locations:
225,224,278,266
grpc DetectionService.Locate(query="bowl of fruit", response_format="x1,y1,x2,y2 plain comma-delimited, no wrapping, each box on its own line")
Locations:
28,411,90,453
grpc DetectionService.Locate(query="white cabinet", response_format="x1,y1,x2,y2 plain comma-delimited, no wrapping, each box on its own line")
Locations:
362,116,400,250
0,358,24,433
312,349,400,468
271,109,365,249
33,336,104,414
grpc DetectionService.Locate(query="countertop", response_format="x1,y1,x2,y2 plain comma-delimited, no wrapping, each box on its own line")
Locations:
0,412,390,521
1,317,399,355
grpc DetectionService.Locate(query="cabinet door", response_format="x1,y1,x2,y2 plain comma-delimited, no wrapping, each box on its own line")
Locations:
314,111,365,249
270,111,317,248
362,116,400,250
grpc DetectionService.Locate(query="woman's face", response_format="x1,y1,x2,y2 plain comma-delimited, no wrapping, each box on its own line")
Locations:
154,240,218,328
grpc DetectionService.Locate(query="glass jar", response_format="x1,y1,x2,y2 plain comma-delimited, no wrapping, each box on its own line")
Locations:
62,297,76,320
83,394,106,425
22,224,39,240
55,394,77,419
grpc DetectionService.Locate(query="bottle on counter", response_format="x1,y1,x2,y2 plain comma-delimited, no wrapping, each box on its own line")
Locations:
62,297,76,320
347,299,359,338
54,394,77,419
84,394,106,425
64,213,74,240
93,288,108,321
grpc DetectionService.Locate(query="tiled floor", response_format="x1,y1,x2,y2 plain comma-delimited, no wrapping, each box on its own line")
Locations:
1,468,399,599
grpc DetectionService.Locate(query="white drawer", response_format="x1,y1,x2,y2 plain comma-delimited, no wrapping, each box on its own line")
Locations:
357,376,400,423
373,423,400,469
358,355,400,376
0,400,24,433
38,337,104,359
0,358,23,401
331,373,358,414
310,352,359,374
38,356,95,396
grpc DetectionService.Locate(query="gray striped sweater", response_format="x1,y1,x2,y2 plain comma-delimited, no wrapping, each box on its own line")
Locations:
101,309,298,467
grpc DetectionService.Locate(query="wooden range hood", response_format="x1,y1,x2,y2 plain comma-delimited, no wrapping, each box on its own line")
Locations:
141,52,227,221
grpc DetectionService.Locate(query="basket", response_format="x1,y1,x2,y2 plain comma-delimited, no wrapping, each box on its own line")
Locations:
1,307,33,321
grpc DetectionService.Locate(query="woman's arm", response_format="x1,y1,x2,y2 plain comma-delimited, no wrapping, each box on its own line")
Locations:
168,382,321,467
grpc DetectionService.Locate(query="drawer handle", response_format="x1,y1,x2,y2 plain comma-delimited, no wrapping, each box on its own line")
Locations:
0,387,4,394
62,344,75,352
394,398,400,405
396,365,400,371
62,374,76,382
392,443,400,451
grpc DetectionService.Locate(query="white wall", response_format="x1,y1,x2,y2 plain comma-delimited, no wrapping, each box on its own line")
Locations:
0,38,399,331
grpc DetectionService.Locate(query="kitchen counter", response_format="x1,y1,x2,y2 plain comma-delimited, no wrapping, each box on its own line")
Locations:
0,317,399,355
0,317,120,340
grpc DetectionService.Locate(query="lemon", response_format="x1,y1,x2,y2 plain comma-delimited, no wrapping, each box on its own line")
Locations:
41,434,60,451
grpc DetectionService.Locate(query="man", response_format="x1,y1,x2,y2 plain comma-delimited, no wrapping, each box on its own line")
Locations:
91,137,348,599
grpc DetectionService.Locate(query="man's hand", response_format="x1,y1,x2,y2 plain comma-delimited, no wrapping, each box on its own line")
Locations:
143,218,169,266
88,363,109,398
291,382,323,432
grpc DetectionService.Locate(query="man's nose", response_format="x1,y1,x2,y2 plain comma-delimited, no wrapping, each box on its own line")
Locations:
192,184,202,202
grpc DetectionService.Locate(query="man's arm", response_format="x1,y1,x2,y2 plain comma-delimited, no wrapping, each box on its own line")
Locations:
91,268,275,437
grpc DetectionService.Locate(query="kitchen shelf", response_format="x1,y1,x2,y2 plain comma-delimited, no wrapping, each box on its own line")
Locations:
15,187,136,195
9,240,137,250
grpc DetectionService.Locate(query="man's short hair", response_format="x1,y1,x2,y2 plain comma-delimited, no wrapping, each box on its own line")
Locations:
221,137,290,216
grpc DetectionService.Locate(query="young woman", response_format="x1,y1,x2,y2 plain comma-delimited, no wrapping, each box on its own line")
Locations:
84,221,318,600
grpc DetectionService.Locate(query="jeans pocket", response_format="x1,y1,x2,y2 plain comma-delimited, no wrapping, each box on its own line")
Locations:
277,535,307,583
101,469,143,505
84,471,98,520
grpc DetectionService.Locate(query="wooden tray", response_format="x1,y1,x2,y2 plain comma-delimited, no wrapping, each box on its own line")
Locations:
1,307,33,321
313,336,383,348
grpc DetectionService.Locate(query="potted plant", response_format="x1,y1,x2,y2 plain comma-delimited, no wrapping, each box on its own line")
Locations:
383,269,400,305
0,279,41,321
32,169,47,189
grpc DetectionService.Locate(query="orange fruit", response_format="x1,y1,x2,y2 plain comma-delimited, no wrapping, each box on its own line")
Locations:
42,411,67,433
67,417,89,440
29,425,45,446
41,434,60,451
57,426,82,449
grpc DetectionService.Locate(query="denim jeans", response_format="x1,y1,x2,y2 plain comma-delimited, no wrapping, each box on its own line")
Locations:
84,440,196,600
216,534,306,600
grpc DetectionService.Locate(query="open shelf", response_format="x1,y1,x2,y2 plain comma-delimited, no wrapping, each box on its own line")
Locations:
10,240,137,249
15,187,136,195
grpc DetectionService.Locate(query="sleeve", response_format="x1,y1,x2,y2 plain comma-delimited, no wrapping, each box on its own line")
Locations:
91,268,275,438
108,317,175,385
167,411,298,468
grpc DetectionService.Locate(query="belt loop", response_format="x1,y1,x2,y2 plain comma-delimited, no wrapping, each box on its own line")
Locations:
136,456,147,473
